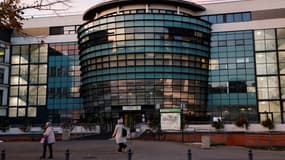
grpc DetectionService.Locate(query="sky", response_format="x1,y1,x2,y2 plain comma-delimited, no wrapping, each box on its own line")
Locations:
22,0,241,17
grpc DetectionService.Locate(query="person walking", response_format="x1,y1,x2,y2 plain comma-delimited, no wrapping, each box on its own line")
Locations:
40,122,56,159
112,118,128,152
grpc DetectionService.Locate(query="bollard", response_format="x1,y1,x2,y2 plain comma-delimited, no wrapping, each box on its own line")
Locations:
65,149,70,160
128,149,132,160
1,150,5,160
248,149,253,160
188,149,192,160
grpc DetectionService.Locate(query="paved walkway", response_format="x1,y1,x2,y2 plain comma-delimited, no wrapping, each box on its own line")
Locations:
0,140,285,160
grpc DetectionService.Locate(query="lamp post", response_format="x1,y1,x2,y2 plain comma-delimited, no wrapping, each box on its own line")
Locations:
180,103,185,143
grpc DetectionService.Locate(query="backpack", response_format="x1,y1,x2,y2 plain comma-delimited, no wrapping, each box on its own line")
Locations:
122,128,127,137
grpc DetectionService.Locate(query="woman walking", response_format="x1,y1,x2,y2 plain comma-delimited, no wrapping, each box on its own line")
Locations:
112,118,128,152
40,122,56,159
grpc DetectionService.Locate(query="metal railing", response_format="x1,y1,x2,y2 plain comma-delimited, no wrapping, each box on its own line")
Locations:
0,148,254,160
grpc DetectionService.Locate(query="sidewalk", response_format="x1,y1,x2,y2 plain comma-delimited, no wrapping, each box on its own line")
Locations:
0,140,285,160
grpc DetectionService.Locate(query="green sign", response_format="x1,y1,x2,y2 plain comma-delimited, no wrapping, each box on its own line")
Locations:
160,108,181,113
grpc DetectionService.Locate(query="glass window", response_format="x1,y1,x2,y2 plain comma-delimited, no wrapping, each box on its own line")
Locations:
0,47,5,63
265,30,275,39
0,108,6,116
254,30,264,40
234,13,242,22
255,40,265,51
267,64,277,74
277,28,285,39
217,15,224,23
50,26,64,35
242,12,251,21
256,53,266,63
278,39,285,50
9,108,17,117
265,40,276,50
28,107,37,117
226,14,234,23
18,108,26,117
209,15,217,24
229,81,247,93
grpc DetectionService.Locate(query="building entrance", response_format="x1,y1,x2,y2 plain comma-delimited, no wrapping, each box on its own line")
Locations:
123,112,142,132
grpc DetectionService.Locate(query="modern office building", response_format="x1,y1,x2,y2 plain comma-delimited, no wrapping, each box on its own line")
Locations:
0,29,11,125
5,0,285,128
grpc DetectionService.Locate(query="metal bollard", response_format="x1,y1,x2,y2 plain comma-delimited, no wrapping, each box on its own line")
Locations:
128,149,132,160
1,150,5,160
248,149,253,160
188,149,192,160
65,149,70,160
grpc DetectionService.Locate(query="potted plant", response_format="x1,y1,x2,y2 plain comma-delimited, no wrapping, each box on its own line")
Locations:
212,119,224,130
235,117,249,130
261,118,274,130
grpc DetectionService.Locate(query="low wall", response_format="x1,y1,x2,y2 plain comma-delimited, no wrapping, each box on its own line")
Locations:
140,132,285,147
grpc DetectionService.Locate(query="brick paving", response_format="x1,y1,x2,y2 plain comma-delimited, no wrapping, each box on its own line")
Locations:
0,140,285,160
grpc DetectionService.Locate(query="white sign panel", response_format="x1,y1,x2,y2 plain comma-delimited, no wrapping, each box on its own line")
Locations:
122,106,141,111
160,113,181,131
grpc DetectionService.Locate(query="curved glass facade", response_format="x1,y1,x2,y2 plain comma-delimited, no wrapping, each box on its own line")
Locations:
78,11,211,120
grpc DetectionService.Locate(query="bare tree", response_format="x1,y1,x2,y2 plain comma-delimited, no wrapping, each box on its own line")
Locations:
0,0,71,30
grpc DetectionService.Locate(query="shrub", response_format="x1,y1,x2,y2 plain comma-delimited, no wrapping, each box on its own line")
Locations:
261,118,274,130
235,118,249,129
212,120,224,129
0,119,10,132
61,122,74,131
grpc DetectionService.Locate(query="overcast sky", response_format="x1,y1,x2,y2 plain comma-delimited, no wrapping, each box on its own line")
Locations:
22,0,241,17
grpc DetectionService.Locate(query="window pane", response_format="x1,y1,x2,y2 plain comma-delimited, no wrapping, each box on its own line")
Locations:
265,40,276,50
9,108,17,117
266,52,276,63
278,39,285,49
234,13,242,22
265,30,275,39
255,30,264,40
226,14,234,23
277,29,285,38
256,53,265,63
255,40,265,51
242,12,251,21
50,26,64,35
18,108,26,117
28,107,37,117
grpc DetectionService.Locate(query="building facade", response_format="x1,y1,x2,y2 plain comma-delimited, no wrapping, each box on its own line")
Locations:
0,29,11,127
78,0,211,127
4,0,285,128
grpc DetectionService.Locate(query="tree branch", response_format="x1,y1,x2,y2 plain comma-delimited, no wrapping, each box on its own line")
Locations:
18,0,71,12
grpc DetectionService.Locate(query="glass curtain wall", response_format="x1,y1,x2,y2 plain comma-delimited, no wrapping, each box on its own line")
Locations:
255,28,285,123
9,44,48,124
78,11,211,122
48,42,83,124
208,31,258,122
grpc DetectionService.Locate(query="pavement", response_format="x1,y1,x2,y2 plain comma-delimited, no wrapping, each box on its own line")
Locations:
0,139,285,160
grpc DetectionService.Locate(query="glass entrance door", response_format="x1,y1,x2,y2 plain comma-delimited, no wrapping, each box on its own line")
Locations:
124,112,141,132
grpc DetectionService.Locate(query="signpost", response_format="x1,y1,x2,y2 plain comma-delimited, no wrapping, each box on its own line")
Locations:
160,109,181,131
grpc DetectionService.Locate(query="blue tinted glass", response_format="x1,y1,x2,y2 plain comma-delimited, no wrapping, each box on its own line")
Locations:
234,13,242,22
200,16,208,21
226,14,234,22
242,12,251,21
209,15,217,23
217,15,224,23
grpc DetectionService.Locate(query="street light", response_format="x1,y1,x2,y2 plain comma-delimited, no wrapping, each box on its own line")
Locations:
180,103,186,143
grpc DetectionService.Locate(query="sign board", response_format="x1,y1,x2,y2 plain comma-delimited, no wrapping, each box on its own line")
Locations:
122,106,141,111
160,112,181,131
160,108,181,113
